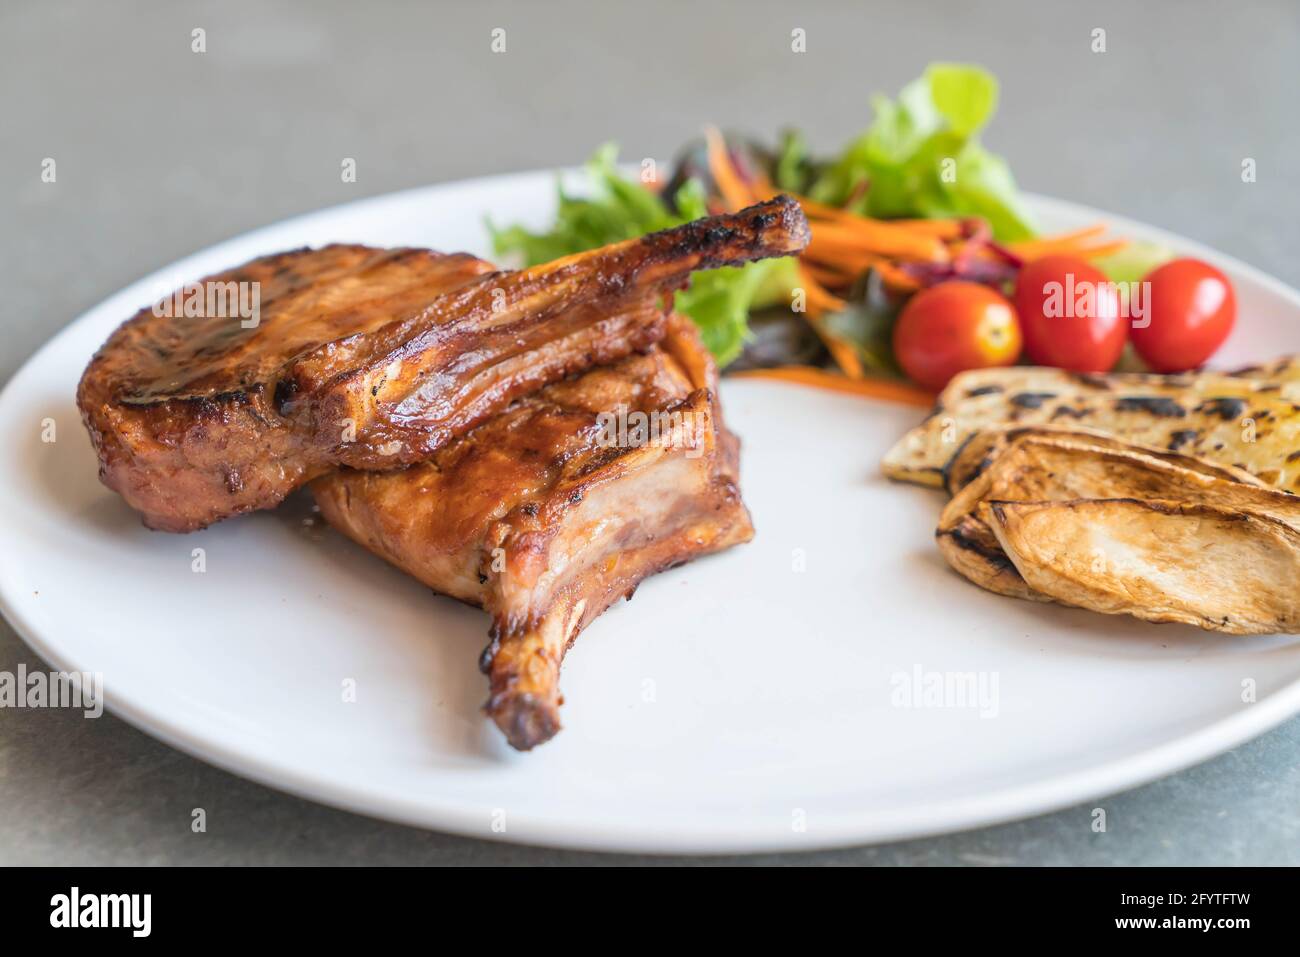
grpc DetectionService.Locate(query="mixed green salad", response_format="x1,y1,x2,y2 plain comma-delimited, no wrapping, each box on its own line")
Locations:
489,63,1213,390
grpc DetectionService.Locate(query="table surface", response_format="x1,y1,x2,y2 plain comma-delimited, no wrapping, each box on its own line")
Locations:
3,0,1299,865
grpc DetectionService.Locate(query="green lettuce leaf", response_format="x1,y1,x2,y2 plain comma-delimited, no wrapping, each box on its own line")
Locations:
809,63,1035,240
773,129,811,193
928,63,998,135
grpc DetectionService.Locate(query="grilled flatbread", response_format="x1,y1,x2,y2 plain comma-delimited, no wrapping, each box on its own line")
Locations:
884,362,1300,491
936,362,1300,410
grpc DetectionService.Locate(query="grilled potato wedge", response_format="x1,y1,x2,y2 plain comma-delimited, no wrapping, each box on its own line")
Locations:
982,498,1300,634
936,509,1045,603
942,426,1266,495
884,362,1300,491
937,435,1298,604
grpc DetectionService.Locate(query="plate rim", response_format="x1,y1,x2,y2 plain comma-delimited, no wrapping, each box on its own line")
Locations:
4,170,1300,855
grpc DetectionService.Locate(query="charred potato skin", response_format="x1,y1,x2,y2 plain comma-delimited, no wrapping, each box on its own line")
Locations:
930,430,1300,634
983,498,1300,635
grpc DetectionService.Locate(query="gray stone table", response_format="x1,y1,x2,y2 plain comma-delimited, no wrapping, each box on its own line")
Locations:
2,0,1298,864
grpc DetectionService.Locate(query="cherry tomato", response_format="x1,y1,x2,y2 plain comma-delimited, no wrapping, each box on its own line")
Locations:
893,281,1022,391
1129,258,1236,372
1013,255,1124,372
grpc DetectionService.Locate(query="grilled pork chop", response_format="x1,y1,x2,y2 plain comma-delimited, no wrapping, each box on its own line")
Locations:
79,197,808,531
311,314,754,750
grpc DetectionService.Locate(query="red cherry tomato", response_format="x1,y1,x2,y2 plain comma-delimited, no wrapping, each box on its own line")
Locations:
1130,258,1236,372
1013,255,1125,372
892,281,1022,391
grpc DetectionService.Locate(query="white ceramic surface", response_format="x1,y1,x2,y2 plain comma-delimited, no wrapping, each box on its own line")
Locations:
3,171,1300,854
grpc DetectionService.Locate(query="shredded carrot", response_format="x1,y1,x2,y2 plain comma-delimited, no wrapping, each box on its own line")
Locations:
818,331,865,379
789,193,867,221
730,365,935,407
704,127,754,212
970,244,1012,263
793,264,861,378
1069,240,1129,260
1029,223,1108,245
804,251,885,280
1012,240,1130,262
808,222,950,263
799,274,847,313
801,260,862,287
803,290,845,316
792,194,962,240
872,261,922,293
881,218,965,240
1006,224,1109,260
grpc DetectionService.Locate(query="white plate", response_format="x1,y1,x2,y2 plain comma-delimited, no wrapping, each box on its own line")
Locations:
4,171,1300,855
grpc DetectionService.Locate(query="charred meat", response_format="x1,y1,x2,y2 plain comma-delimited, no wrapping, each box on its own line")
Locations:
80,197,808,531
